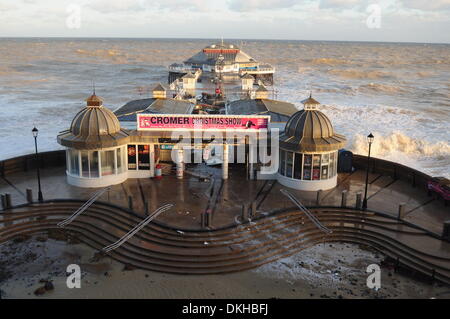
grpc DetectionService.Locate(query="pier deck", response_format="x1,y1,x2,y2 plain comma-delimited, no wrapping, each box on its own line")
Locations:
1,161,450,282
0,164,448,235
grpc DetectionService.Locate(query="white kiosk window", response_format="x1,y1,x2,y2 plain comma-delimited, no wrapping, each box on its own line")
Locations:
69,149,80,176
101,150,115,176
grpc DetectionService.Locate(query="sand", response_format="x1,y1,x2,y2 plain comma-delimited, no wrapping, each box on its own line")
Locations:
0,235,449,299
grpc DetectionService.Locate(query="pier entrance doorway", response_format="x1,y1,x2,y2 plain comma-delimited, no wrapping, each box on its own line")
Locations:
136,114,271,180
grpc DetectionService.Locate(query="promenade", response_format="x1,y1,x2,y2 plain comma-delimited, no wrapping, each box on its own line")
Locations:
0,162,448,235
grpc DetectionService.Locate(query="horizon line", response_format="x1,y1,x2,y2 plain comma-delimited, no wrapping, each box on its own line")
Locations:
0,35,449,45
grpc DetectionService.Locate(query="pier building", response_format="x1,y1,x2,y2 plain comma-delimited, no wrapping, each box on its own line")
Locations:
57,90,346,192
277,96,346,191
168,41,275,85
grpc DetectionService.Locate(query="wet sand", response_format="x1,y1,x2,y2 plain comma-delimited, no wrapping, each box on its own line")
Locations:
0,235,448,299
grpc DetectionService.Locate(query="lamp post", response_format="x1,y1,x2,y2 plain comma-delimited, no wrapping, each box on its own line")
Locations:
32,127,43,202
362,133,374,210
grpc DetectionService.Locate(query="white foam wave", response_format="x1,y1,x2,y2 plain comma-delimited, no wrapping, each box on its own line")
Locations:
351,131,450,158
349,132,450,178
316,103,450,178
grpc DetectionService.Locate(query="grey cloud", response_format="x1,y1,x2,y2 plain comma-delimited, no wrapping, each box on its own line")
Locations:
84,0,144,13
227,0,305,12
319,0,369,10
85,0,211,13
399,0,450,11
152,0,210,11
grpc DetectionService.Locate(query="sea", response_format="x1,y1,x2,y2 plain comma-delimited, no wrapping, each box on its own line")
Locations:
0,38,448,178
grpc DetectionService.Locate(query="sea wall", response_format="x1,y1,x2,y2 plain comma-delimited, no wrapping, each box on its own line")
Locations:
0,150,66,177
352,154,432,190
0,150,435,189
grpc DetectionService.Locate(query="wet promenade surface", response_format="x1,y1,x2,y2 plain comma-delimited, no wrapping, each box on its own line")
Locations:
0,164,448,234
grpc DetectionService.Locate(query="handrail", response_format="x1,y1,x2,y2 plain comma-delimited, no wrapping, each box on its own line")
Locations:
102,203,174,253
280,189,332,234
1,198,443,239
57,187,110,227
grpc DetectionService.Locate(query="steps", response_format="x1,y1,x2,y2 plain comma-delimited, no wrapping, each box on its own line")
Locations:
1,201,449,283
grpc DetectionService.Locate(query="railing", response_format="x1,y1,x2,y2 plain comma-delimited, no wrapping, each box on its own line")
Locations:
0,150,65,177
245,67,274,72
57,187,110,227
102,203,174,252
1,201,448,280
352,154,433,190
280,189,332,234
168,65,200,73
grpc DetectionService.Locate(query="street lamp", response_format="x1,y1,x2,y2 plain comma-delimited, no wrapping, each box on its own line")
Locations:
362,133,374,210
32,127,43,202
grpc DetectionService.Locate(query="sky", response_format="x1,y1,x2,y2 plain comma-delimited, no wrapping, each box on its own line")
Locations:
0,0,449,43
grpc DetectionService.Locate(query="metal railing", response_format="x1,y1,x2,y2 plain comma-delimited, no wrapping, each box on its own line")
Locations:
57,187,110,228
102,203,174,253
280,189,332,234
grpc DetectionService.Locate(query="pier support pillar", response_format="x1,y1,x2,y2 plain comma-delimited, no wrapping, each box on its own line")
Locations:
355,192,362,210
1,194,6,210
251,201,257,218
242,203,249,222
341,190,348,208
222,180,229,204
397,203,406,220
316,190,322,206
144,200,149,216
201,213,206,229
222,144,229,180
176,148,184,180
5,193,12,209
26,188,33,204
206,210,212,228
442,221,450,241
248,144,255,180
128,196,134,211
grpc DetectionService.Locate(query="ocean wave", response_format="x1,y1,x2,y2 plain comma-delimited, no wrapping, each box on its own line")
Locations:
322,103,420,118
121,67,147,73
0,66,17,76
309,58,352,66
416,71,435,78
318,102,449,177
358,83,407,94
328,69,394,80
75,48,129,64
350,131,450,159
76,48,121,57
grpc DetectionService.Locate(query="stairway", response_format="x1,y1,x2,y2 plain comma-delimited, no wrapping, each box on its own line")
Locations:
1,201,449,284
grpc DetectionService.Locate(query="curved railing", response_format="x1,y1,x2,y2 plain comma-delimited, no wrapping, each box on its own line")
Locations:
1,200,449,283
0,150,439,198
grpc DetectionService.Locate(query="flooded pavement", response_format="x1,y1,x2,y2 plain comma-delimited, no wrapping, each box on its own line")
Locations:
0,163,448,234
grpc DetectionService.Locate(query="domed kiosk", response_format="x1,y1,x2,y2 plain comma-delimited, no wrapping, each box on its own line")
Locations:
277,95,346,191
57,94,130,187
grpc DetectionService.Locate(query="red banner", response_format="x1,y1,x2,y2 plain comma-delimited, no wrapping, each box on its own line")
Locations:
137,114,269,131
